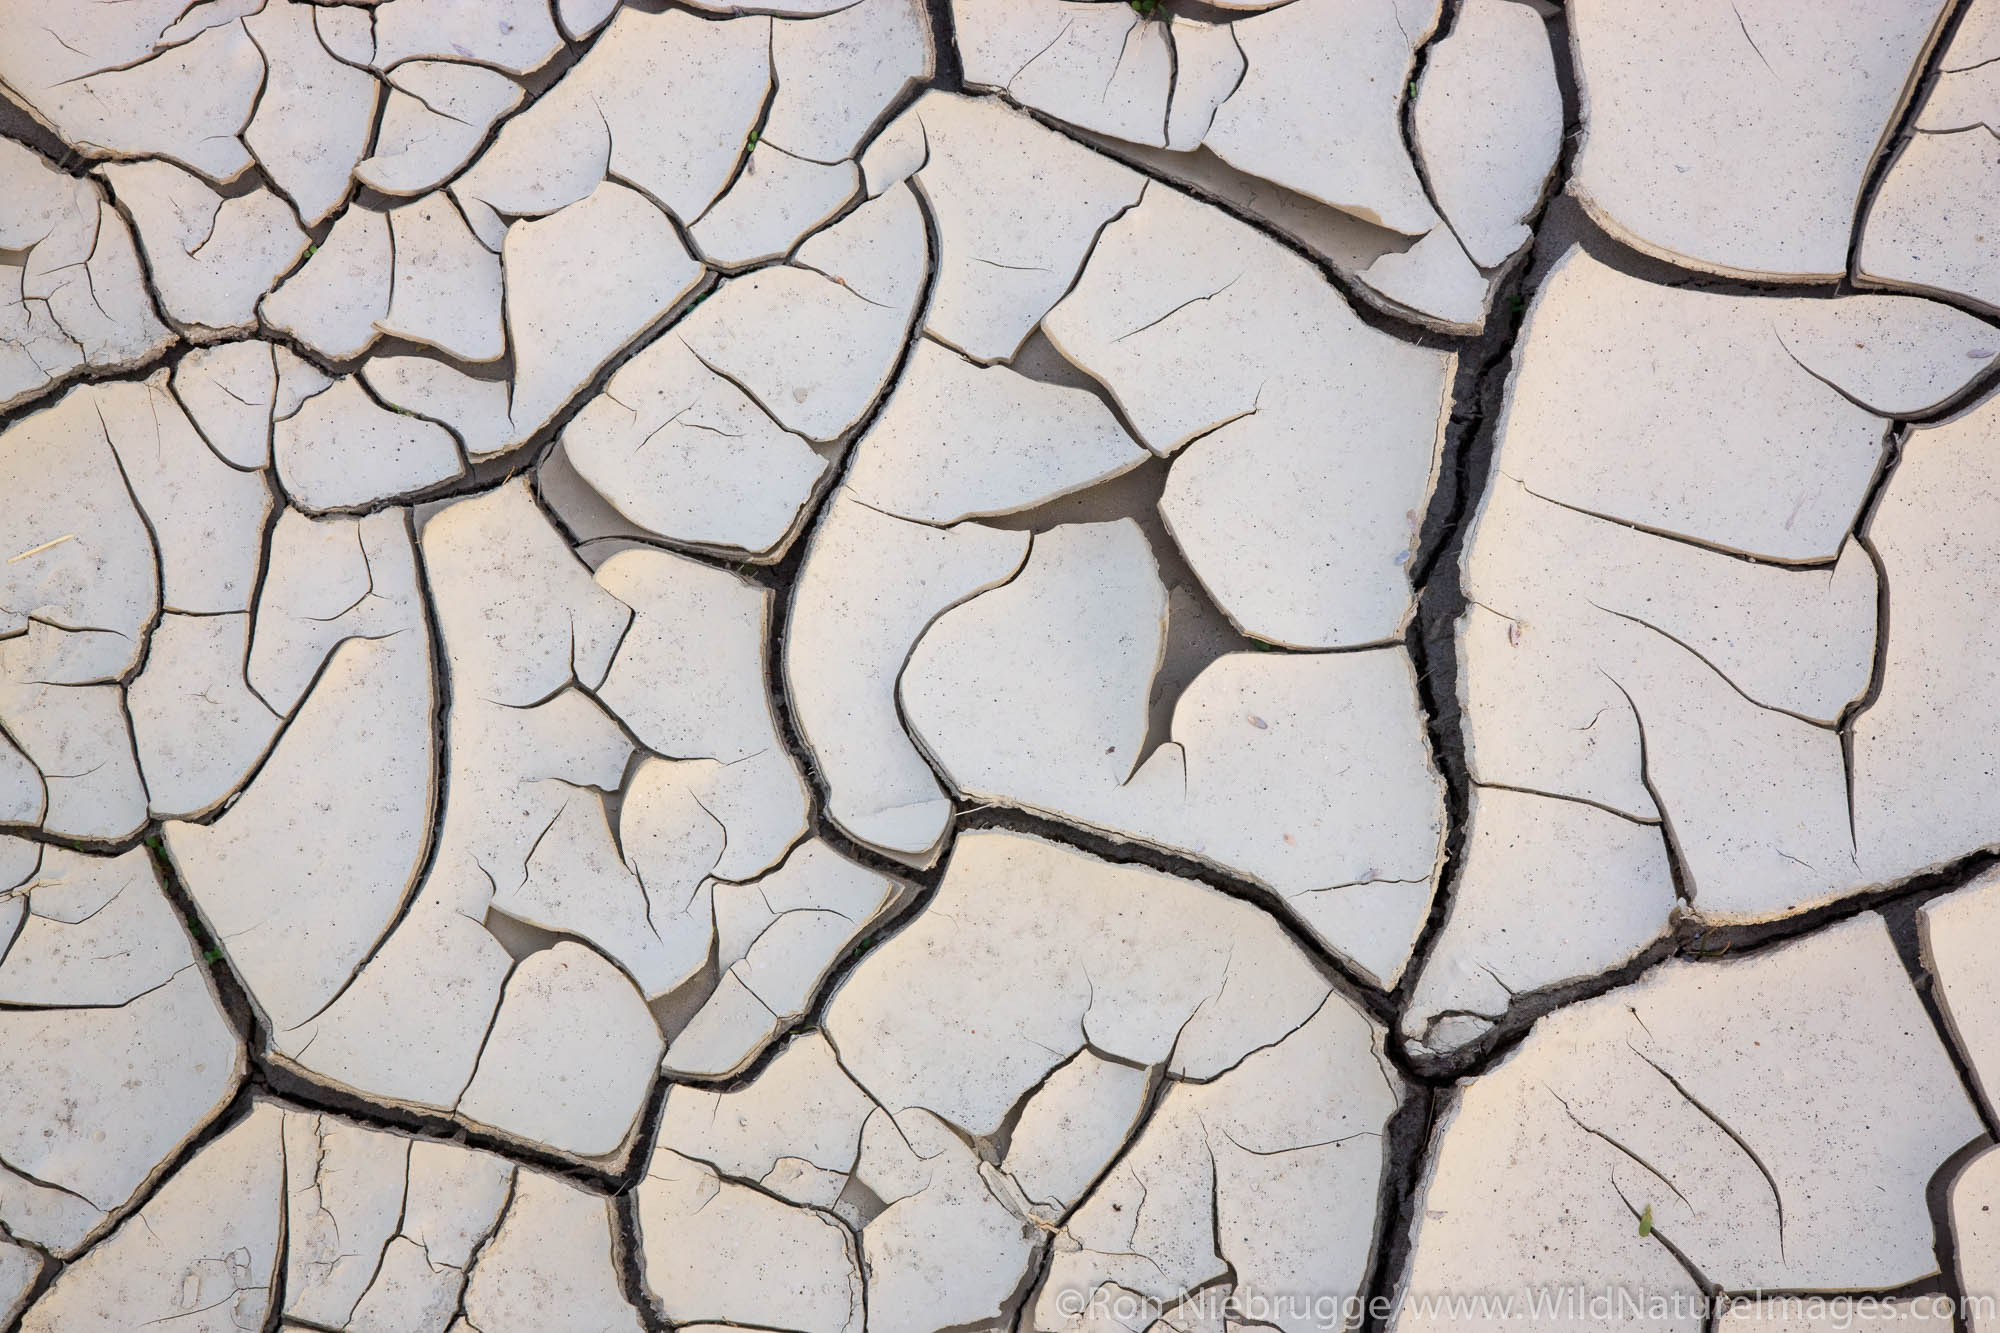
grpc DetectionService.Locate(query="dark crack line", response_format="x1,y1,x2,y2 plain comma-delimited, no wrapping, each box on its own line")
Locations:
1624,1042,1786,1260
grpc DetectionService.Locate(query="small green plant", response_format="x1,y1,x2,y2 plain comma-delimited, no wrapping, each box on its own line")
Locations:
1637,1204,1654,1238
181,913,223,963
1129,0,1162,16
303,242,318,259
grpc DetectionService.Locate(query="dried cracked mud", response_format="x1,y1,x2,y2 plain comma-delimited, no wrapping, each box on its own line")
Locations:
2,1,1999,1330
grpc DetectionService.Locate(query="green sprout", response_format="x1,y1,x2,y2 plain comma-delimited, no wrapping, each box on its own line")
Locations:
182,913,222,963
1637,1204,1654,1238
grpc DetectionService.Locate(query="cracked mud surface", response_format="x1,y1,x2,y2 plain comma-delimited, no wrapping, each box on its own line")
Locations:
4,0,2000,1330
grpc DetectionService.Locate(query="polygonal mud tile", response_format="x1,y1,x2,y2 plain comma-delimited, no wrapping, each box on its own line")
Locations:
458,1169,643,1333
1952,1145,2000,1333
957,0,1173,148
99,162,309,340
260,207,393,362
0,1,264,182
1568,0,1950,279
764,0,934,163
957,0,1450,257
1394,915,1982,1328
242,0,382,228
1412,0,1562,271
359,62,526,199
639,1149,865,1333
675,185,929,444
785,490,1028,864
380,194,506,364
0,383,169,839
1921,868,2000,1120
1065,126,1499,334
18,1102,283,1332
1405,246,2000,1053
1851,333,2000,889
172,340,276,468
166,603,437,1037
901,520,1446,986
593,542,811,881
1044,180,1454,646
97,371,272,613
867,92,1146,364
842,338,1149,526
662,839,910,1079
1857,0,2000,312
556,330,831,560
0,137,173,413
450,7,771,247
640,829,1401,1333
690,147,860,271
369,0,565,75
1860,125,2000,315
359,355,521,462
1203,0,1441,236
18,1098,645,1333
0,843,244,1258
503,181,704,441
128,611,281,820
274,372,466,512
456,942,664,1159
1489,248,1993,564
